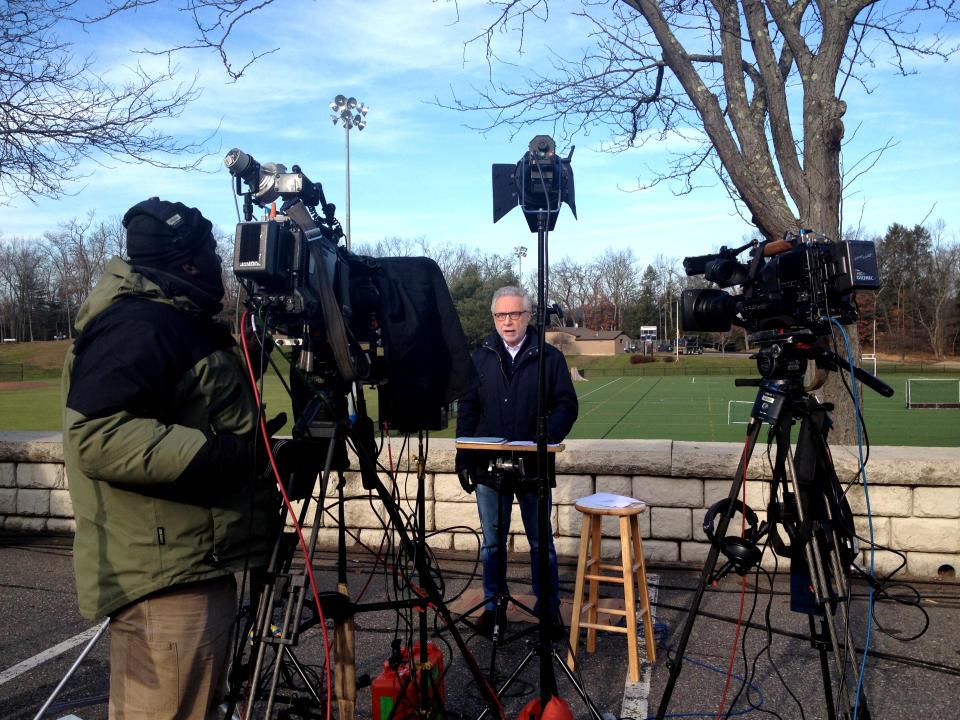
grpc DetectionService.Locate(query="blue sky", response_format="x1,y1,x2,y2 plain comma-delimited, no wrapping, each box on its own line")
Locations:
2,0,958,268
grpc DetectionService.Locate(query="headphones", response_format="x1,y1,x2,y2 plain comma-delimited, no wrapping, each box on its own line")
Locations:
703,498,765,574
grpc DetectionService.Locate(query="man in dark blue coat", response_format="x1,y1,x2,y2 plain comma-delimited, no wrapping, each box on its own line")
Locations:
456,286,578,637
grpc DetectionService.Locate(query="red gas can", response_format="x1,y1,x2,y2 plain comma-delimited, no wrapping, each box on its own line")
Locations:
371,642,445,720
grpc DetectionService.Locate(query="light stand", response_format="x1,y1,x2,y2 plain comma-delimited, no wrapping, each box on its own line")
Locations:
442,455,540,679
487,138,602,719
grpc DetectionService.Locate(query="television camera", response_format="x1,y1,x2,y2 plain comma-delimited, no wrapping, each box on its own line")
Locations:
658,232,892,720
224,147,476,433
221,151,505,720
681,230,880,340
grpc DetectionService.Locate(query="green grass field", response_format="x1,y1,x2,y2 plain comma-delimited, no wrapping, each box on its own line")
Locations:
563,374,960,445
2,342,958,445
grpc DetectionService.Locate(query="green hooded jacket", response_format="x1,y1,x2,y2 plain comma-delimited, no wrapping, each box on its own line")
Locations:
63,257,276,619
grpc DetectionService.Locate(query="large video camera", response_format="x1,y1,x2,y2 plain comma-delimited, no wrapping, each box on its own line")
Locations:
681,230,880,338
225,148,476,433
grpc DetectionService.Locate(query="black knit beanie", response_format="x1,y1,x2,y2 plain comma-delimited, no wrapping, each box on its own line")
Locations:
123,197,214,268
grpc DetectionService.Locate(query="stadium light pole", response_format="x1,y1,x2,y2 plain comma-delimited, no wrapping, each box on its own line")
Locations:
514,245,528,282
675,297,680,362
330,94,369,250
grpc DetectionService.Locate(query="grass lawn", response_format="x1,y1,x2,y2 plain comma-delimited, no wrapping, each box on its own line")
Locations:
3,343,958,446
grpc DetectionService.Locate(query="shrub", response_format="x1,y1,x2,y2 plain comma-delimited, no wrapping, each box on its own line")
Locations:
662,355,675,363
629,354,656,364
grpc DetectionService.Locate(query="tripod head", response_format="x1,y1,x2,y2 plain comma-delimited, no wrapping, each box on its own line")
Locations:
743,329,894,398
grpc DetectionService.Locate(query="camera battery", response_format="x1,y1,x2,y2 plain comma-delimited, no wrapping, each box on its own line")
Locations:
830,240,880,292
752,387,787,424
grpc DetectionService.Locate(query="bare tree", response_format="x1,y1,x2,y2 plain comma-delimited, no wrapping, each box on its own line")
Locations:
593,247,639,330
914,221,960,359
428,242,478,282
550,257,587,326
0,2,211,201
352,235,428,258
0,0,291,203
451,0,956,241
448,0,957,440
80,0,283,80
0,239,50,341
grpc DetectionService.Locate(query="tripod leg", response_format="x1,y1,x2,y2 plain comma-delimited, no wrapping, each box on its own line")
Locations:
31,619,110,720
352,434,503,720
654,418,764,720
809,615,839,720
235,424,342,720
783,437,869,719
476,648,536,720
550,647,605,720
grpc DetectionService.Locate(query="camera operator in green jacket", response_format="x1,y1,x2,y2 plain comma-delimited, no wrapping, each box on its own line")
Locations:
62,197,278,719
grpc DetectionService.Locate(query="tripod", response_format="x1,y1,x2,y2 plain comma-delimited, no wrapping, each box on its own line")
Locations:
223,407,504,720
655,337,892,720
451,456,539,661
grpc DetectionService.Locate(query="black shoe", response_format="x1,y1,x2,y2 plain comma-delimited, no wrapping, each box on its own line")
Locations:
475,609,497,639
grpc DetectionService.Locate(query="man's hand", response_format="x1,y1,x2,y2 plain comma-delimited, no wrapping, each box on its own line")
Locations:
455,449,476,494
457,467,476,494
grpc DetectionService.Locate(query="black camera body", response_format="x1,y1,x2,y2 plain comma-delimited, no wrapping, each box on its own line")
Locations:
234,220,307,309
681,233,880,337
225,148,477,433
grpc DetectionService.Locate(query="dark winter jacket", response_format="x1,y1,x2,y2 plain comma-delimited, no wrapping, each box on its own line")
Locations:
62,256,276,619
455,326,578,483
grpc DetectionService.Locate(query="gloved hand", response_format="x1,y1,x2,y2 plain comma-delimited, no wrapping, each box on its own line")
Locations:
457,467,475,494
455,449,476,494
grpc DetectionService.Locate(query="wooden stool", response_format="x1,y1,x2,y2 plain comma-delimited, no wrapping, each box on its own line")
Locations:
566,493,656,682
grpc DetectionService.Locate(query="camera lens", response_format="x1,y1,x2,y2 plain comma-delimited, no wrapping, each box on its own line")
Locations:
224,148,261,186
681,289,739,332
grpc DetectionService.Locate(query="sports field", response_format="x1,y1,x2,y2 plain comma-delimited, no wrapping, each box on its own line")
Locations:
561,374,960,446
2,344,958,445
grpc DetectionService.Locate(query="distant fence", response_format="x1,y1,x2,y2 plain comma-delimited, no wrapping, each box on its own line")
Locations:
0,364,24,382
584,365,744,377
580,363,960,378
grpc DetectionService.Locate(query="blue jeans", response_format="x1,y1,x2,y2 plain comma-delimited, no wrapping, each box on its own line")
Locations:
476,481,560,616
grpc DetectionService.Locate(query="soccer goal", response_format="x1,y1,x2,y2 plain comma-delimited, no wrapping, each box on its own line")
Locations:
728,400,754,424
905,378,960,409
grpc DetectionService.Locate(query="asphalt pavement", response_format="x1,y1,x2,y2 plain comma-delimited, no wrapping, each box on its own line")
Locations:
1,533,958,720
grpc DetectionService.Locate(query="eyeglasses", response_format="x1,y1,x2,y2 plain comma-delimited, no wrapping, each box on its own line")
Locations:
493,311,528,321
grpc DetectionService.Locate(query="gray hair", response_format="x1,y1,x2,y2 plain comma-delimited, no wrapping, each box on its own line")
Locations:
491,286,532,313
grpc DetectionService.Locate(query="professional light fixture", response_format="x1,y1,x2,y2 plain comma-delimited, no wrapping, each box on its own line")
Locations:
330,94,370,249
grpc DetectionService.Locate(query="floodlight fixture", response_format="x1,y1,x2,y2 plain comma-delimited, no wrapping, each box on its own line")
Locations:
330,93,371,249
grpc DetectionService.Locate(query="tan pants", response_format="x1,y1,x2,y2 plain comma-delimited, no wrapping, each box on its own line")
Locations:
108,576,237,720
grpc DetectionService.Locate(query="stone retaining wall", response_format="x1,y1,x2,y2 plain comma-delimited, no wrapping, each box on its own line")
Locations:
2,432,958,580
